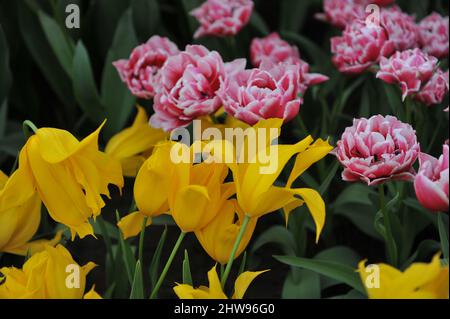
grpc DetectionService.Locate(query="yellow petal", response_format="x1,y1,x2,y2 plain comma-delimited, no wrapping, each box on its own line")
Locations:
206,266,227,298
5,230,63,256
83,286,103,299
118,211,152,239
232,270,269,299
172,185,210,232
252,186,297,218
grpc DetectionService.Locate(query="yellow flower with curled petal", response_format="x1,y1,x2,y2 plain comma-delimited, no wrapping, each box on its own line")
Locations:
358,253,449,299
0,245,96,299
19,122,124,239
105,106,168,177
118,142,176,239
0,169,61,255
195,199,257,264
174,265,268,299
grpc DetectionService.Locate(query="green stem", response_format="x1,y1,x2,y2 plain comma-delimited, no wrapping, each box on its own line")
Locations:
379,184,397,266
138,217,149,266
97,216,114,261
22,120,38,138
220,215,251,288
149,231,186,299
437,213,449,261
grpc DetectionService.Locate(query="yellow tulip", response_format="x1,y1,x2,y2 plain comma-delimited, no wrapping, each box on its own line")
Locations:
358,253,449,299
174,265,268,299
169,159,231,233
0,245,96,299
195,199,257,264
18,122,124,239
118,142,175,239
0,169,62,255
83,286,103,299
105,106,168,177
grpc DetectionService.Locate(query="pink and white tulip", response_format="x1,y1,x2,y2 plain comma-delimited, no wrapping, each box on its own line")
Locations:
335,115,420,186
113,36,179,99
250,33,328,94
381,6,419,51
418,13,449,58
376,49,438,101
316,0,366,29
415,69,449,106
331,20,395,74
414,145,449,212
217,60,302,125
150,45,245,131
190,0,254,39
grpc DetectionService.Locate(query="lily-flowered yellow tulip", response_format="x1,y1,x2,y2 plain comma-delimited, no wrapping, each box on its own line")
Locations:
358,253,449,299
118,142,175,239
105,106,168,177
209,119,333,241
0,169,62,255
0,245,97,299
169,159,231,233
195,199,257,264
174,265,268,299
19,122,124,239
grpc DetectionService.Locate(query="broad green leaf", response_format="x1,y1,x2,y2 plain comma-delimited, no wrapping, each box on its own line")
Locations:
132,0,160,42
101,9,137,138
0,25,11,105
279,0,310,33
282,270,321,299
130,261,144,299
438,213,449,261
182,250,193,286
249,12,269,36
251,225,298,256
280,31,329,67
38,10,74,77
330,289,366,299
318,161,339,195
72,41,105,123
274,255,365,293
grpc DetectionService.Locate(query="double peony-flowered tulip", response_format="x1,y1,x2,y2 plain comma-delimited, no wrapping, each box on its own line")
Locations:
331,20,394,74
377,48,439,101
415,69,449,106
105,106,168,177
0,245,97,299
150,45,246,131
380,6,419,51
18,123,124,239
114,36,179,99
190,0,254,39
414,144,449,212
418,12,449,58
358,253,449,299
335,115,420,186
174,265,267,299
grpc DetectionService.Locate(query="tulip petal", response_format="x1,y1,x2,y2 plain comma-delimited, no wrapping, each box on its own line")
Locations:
83,286,103,299
5,230,62,256
118,211,153,239
232,270,269,299
172,185,211,232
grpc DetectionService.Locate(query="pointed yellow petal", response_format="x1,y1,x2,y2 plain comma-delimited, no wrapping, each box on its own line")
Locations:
232,270,269,299
117,211,152,239
172,185,210,232
83,286,103,299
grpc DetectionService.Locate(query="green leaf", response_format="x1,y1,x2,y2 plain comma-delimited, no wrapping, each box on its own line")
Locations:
280,31,329,67
18,1,75,107
274,255,365,293
0,133,25,156
72,41,105,123
249,12,269,36
438,213,449,261
282,270,321,299
238,251,247,276
130,261,144,299
0,25,11,105
182,250,193,286
149,226,168,289
279,0,310,33
116,211,136,285
132,0,160,42
251,225,298,256
37,10,74,77
318,161,339,195
100,9,137,138
374,192,400,239
401,239,440,270
383,83,405,119
0,101,7,138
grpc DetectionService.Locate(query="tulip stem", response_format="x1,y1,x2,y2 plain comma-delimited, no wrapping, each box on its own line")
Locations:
149,231,186,299
378,184,397,266
138,217,149,267
220,215,251,289
22,120,38,138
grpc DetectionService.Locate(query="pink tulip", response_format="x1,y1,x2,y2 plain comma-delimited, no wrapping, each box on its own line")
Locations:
381,6,419,51
150,45,245,132
414,145,449,212
376,49,438,101
217,60,301,125
335,115,420,186
190,0,254,39
331,20,395,74
316,0,366,29
415,70,449,106
113,36,179,99
250,32,328,94
418,13,449,58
